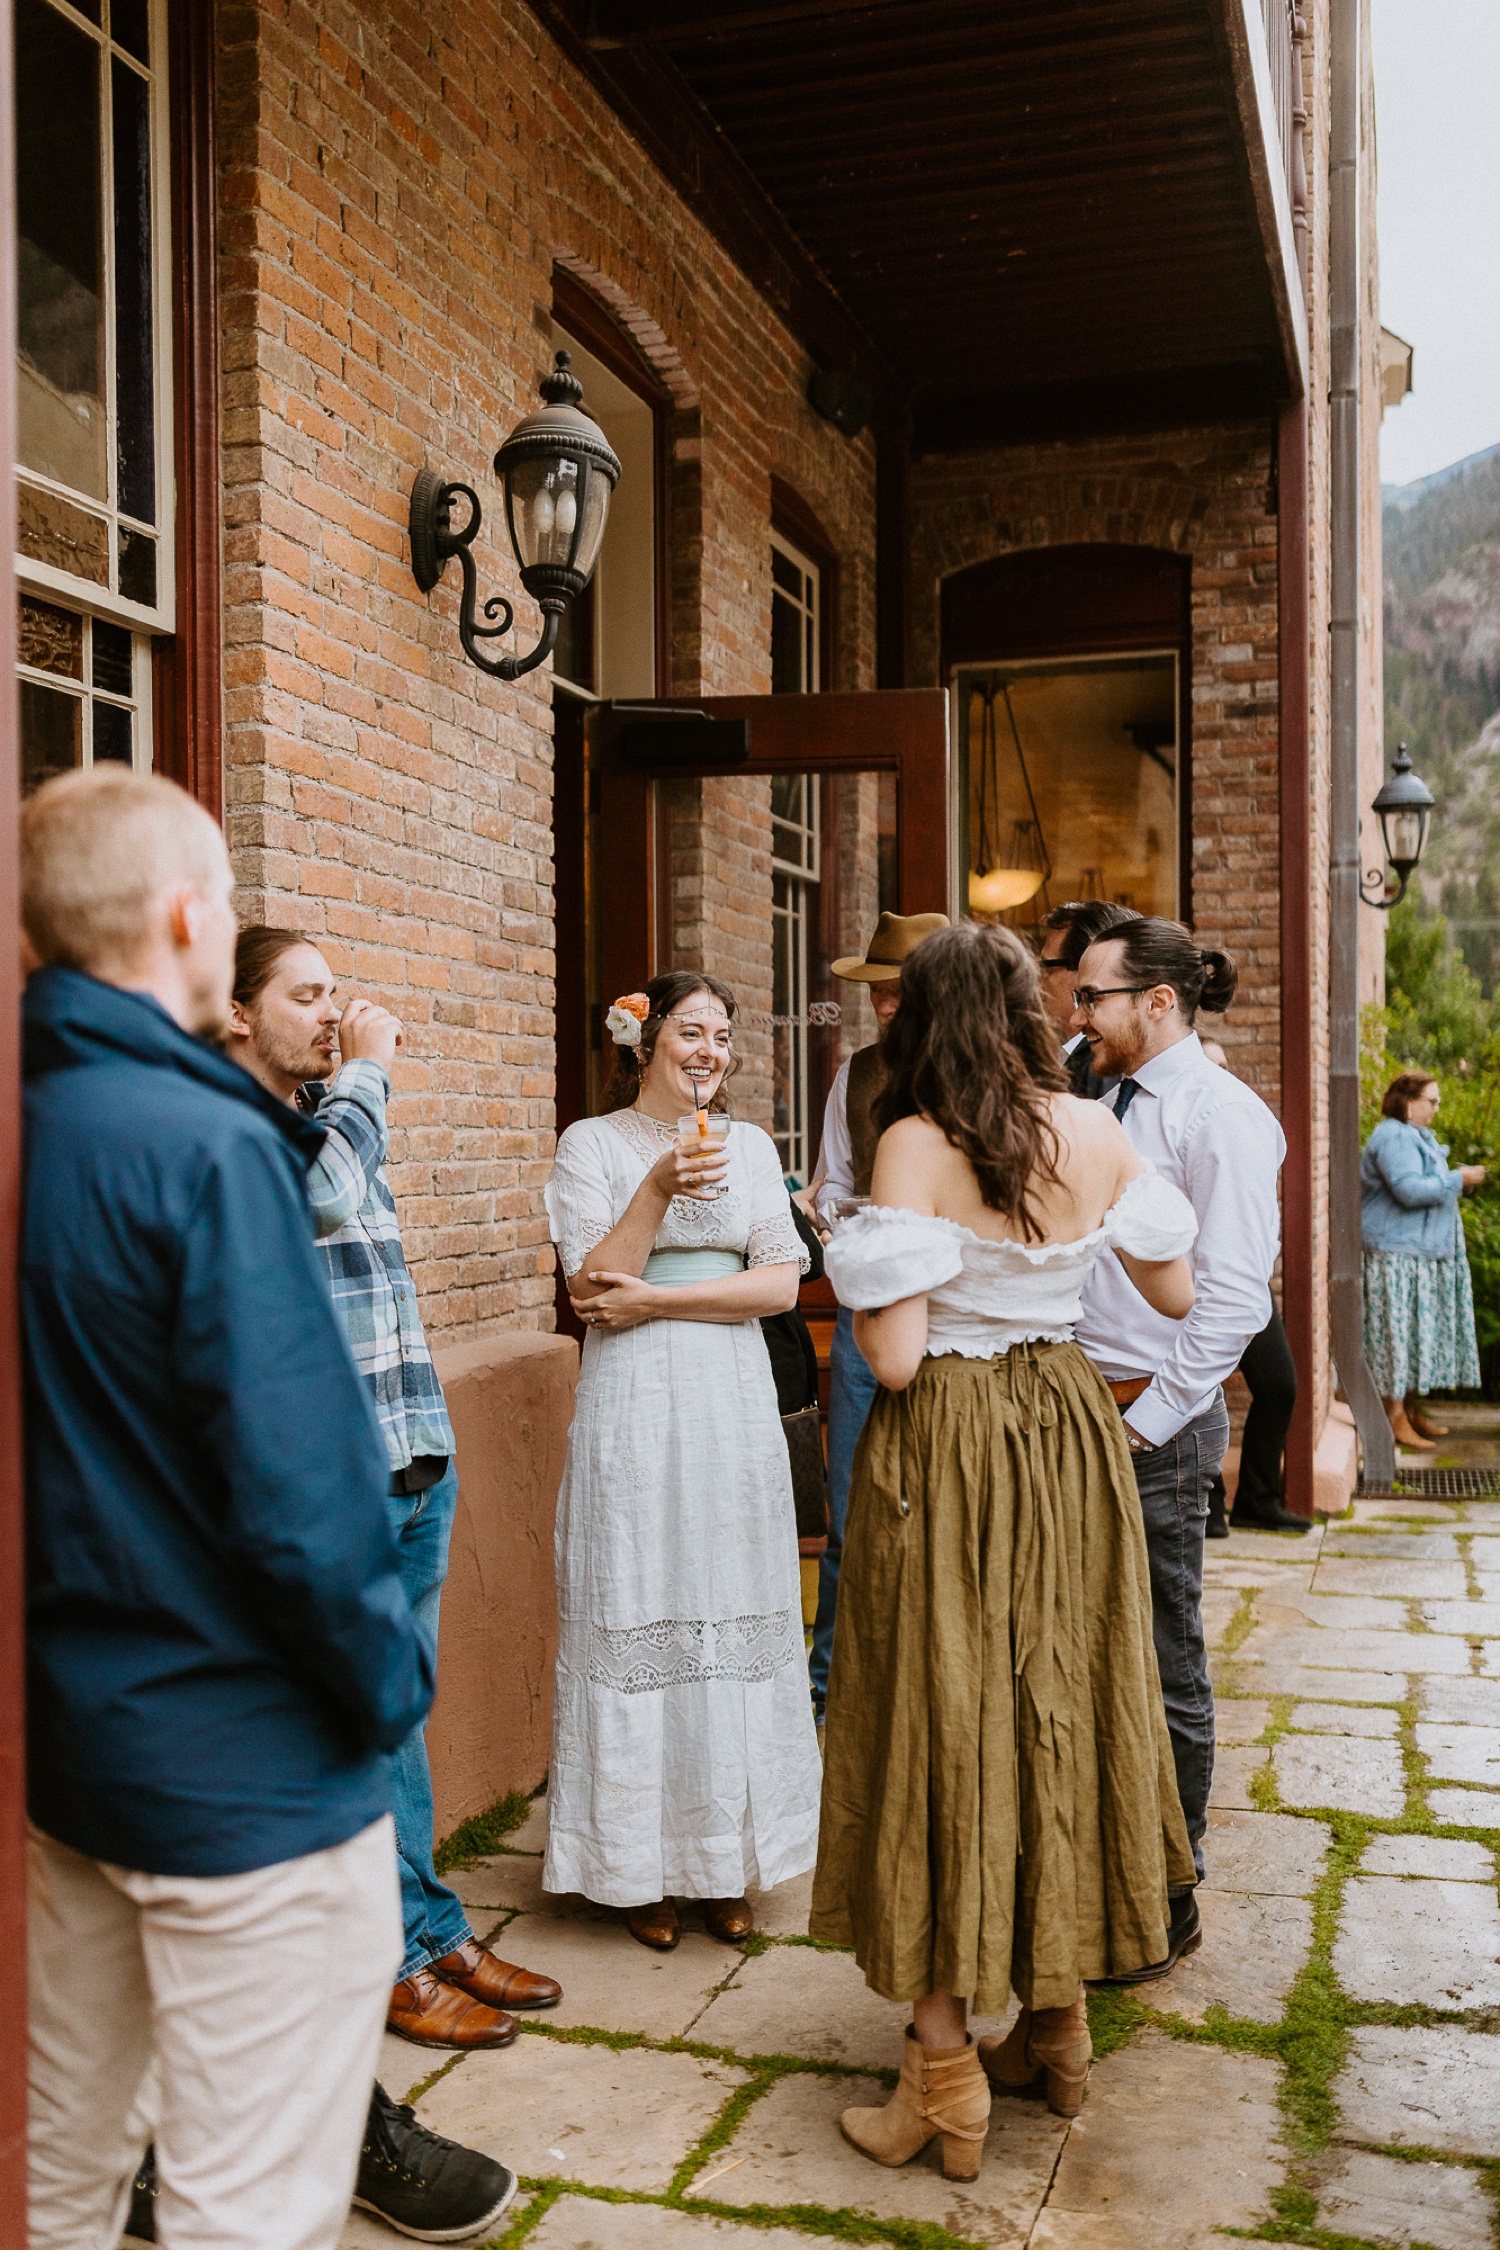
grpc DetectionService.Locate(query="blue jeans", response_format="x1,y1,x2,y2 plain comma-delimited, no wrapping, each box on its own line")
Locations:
809,1307,879,1703
388,1461,473,1977
1128,1393,1231,1885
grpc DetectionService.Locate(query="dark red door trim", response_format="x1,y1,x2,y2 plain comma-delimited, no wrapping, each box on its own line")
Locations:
589,688,951,1006
154,0,222,814
1277,399,1315,1516
0,0,29,2230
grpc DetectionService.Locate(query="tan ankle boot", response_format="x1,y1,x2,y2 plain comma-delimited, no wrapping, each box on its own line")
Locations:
840,2027,991,2181
979,1994,1091,2118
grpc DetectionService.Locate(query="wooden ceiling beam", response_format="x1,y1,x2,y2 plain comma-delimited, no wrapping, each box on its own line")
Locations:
582,0,910,43
529,3,898,415
911,360,1281,454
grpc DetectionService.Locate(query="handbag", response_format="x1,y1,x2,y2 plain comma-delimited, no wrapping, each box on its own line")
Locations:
781,1403,830,1555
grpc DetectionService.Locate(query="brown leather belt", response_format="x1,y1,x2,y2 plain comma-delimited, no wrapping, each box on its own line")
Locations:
1106,1376,1153,1407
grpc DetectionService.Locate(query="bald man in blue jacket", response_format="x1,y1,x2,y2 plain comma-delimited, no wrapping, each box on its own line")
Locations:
21,769,432,2250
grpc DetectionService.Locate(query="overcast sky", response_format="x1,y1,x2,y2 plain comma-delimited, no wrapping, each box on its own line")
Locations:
1374,0,1500,489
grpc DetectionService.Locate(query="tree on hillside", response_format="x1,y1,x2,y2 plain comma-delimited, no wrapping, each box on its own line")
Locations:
1384,896,1494,1071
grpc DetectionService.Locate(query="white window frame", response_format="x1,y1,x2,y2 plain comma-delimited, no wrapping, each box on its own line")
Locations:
771,526,820,695
15,0,175,635
18,595,154,776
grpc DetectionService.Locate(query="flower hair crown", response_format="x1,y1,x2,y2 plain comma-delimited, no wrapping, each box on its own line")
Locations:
606,993,650,1048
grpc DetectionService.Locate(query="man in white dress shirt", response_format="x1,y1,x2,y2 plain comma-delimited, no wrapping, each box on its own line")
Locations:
1073,917,1286,1980
1037,899,1140,1098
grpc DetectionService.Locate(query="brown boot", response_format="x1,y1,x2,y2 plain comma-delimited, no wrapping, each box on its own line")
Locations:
839,2027,991,2182
699,1896,753,1942
1405,1395,1449,1440
387,1966,519,2049
979,1994,1091,2118
626,1899,680,1950
431,1936,562,2009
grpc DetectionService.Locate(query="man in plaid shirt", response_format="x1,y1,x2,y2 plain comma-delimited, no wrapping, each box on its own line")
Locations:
228,933,565,2067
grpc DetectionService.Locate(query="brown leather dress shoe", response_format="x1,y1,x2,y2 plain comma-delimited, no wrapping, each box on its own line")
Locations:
700,1896,754,1942
387,1966,519,2049
626,1899,680,1950
431,1936,562,2010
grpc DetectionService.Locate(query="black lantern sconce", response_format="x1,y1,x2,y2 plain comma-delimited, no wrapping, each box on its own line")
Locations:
1360,743,1435,910
409,352,621,680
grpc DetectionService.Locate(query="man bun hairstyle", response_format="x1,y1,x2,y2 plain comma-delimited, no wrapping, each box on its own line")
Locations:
601,968,740,1113
1381,1070,1438,1122
234,925,317,1011
1041,898,1144,971
1102,915,1239,1021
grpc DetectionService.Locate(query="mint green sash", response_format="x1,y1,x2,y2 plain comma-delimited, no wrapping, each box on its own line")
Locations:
643,1248,745,1288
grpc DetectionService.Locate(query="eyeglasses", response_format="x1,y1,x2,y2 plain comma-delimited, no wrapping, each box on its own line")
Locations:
1070,983,1154,1015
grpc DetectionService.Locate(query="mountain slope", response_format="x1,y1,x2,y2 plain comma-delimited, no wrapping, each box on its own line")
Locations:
1383,447,1500,984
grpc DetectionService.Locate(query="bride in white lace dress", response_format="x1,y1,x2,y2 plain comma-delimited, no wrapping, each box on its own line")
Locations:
542,971,822,1949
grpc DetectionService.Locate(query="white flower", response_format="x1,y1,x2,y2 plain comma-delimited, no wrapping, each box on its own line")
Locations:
606,1001,645,1047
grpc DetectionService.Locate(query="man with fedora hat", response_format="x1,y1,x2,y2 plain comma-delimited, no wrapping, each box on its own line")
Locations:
804,910,948,1719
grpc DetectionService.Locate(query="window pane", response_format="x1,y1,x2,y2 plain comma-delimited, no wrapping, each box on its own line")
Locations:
110,0,149,64
771,546,801,597
112,56,155,523
16,0,105,499
91,697,133,763
19,594,82,679
91,618,133,693
21,677,82,790
18,484,109,584
771,587,805,694
118,526,156,606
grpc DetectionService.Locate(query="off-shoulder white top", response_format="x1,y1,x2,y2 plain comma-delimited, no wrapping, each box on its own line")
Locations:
822,1168,1198,1360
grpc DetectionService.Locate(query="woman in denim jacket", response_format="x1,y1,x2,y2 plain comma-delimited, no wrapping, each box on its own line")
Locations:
1361,1072,1485,1451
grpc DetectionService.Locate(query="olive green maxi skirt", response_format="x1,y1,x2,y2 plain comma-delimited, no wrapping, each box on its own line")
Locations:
809,1341,1195,2014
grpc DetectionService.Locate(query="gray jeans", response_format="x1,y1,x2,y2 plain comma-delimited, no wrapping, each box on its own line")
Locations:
1129,1392,1230,1884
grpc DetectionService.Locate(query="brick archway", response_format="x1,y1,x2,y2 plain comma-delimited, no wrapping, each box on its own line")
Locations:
908,423,1281,1106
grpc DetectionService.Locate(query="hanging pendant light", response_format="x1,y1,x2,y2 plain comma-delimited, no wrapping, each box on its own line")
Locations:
967,683,1052,914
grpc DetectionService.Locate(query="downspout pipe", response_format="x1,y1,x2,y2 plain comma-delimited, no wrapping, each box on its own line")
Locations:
1328,0,1395,1485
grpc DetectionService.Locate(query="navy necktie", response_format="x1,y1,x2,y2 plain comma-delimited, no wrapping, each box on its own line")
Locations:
1113,1076,1142,1121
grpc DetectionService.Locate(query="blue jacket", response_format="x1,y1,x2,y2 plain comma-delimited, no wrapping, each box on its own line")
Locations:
23,968,432,1878
1360,1116,1464,1259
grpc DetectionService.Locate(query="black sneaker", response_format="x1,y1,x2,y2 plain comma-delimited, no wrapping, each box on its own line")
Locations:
1089,1887,1203,1987
354,2083,518,2242
123,2146,157,2242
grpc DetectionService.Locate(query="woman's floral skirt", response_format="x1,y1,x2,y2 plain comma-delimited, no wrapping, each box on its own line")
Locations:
1362,1245,1481,1397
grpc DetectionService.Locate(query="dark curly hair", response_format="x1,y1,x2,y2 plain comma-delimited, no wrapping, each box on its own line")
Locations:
874,921,1066,1239
601,969,740,1112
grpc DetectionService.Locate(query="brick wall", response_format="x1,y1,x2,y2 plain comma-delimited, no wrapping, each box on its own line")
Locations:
907,423,1284,1110
214,0,878,1336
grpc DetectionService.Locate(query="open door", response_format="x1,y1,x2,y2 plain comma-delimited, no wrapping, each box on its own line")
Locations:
561,689,950,1185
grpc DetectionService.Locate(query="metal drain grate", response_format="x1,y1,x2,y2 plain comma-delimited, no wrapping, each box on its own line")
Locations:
1357,1465,1500,1498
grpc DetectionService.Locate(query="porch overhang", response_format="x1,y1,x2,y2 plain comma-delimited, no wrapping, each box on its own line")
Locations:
536,0,1309,447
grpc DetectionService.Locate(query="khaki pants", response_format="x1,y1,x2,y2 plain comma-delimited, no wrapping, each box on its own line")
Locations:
27,1817,402,2250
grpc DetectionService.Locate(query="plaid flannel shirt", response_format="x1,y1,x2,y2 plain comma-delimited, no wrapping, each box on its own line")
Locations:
305,1059,455,1475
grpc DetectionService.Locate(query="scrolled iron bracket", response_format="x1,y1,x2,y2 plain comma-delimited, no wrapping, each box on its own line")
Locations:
1358,864,1411,912
409,468,560,681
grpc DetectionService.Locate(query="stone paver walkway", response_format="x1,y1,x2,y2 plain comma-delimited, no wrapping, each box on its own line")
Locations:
343,1490,1500,2250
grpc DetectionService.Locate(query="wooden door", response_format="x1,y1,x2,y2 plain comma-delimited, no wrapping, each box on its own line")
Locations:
564,689,949,1157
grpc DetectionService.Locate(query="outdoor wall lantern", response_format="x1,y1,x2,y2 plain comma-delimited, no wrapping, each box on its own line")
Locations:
1360,743,1435,909
409,352,621,679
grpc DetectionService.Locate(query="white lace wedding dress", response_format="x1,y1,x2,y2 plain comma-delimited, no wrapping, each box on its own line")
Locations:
541,1107,822,1905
